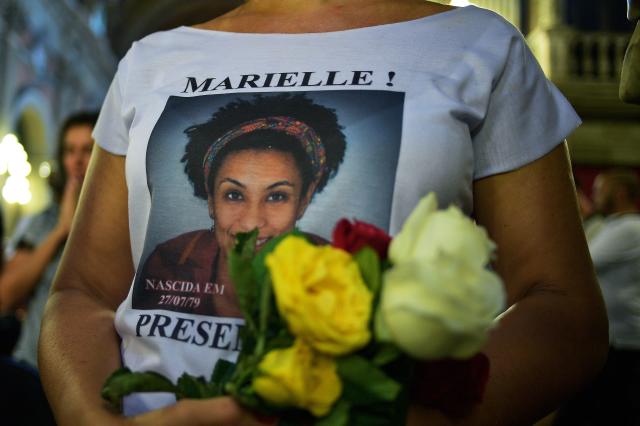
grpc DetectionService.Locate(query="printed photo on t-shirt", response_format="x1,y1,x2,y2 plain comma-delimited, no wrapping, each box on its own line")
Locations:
132,90,404,317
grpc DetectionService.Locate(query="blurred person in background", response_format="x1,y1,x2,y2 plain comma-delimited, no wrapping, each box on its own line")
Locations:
555,167,640,425
0,202,21,358
0,111,97,368
574,175,604,242
0,192,56,425
591,168,640,359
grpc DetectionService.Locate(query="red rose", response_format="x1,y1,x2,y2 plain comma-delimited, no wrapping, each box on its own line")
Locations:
412,353,490,417
332,219,392,260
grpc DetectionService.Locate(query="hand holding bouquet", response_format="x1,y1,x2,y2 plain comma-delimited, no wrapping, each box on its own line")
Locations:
102,193,505,424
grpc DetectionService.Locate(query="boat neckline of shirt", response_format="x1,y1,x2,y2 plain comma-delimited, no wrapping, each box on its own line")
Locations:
176,5,473,37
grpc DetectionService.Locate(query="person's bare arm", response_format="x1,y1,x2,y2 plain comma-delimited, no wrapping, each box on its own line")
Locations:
408,143,608,425
39,146,278,426
0,179,80,312
38,147,133,424
0,242,65,312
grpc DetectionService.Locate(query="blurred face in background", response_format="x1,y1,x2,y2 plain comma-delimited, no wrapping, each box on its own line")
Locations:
62,124,94,181
593,175,615,215
576,187,595,220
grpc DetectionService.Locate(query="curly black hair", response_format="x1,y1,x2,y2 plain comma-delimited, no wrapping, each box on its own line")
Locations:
182,93,346,200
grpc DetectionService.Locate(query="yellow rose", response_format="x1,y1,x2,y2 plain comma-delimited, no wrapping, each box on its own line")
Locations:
389,193,496,268
265,236,372,356
375,253,505,359
253,339,342,417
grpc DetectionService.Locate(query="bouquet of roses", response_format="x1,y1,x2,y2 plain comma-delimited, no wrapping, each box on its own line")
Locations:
102,193,506,424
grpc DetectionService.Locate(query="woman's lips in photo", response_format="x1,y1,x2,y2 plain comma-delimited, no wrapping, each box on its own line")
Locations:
229,234,271,250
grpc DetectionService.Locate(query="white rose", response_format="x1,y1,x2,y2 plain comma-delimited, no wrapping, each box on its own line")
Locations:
375,253,505,359
389,193,496,268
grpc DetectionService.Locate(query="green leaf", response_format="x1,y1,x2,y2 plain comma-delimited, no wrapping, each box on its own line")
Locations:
105,366,132,381
237,323,257,355
234,229,259,258
372,344,402,366
337,355,401,404
264,328,295,351
351,356,414,425
254,272,273,356
230,382,262,410
101,368,176,411
176,373,214,399
349,405,405,426
249,230,303,356
380,259,392,272
353,247,382,296
228,230,259,332
315,400,350,426
210,360,237,394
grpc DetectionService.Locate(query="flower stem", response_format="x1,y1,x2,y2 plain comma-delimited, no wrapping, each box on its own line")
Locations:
255,276,272,357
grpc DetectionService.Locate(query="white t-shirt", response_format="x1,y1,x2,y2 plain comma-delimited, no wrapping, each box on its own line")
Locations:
93,5,581,415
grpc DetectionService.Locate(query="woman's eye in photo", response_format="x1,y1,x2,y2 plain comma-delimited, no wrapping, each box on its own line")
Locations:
224,190,244,201
267,191,290,202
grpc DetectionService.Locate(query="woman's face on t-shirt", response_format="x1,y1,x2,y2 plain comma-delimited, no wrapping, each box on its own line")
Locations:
209,149,310,253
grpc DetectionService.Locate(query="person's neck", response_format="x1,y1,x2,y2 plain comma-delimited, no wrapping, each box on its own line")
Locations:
197,0,452,33
244,0,352,8
240,0,401,13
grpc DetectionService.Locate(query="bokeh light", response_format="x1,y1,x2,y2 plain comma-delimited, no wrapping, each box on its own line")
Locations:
2,175,32,205
1,133,33,204
39,161,51,178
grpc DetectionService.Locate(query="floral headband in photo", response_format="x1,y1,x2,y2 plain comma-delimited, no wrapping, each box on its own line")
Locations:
202,116,327,194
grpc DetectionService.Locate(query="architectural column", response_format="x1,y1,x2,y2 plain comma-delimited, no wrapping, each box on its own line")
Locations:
532,0,565,30
0,0,17,133
471,0,521,28
526,0,573,81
